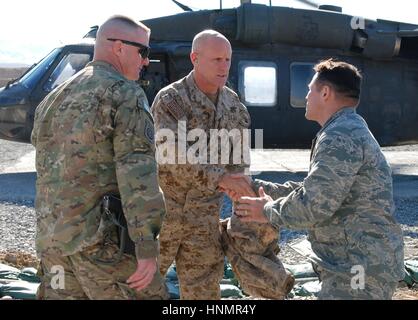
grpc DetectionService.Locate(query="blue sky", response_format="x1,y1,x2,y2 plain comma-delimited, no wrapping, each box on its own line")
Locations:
0,0,417,65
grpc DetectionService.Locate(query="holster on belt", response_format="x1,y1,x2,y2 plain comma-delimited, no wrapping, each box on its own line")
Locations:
101,194,136,258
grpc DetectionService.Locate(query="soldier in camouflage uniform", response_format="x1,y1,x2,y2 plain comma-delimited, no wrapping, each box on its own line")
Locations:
231,59,405,300
31,16,168,300
152,30,293,300
151,30,258,299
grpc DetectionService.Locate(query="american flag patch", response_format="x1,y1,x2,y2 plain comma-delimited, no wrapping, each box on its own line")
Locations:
163,94,185,120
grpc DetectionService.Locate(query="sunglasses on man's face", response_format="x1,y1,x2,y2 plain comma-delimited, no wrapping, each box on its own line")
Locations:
107,38,150,59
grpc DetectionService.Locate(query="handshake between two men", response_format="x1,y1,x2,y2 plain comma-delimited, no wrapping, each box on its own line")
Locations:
216,173,296,300
218,173,273,224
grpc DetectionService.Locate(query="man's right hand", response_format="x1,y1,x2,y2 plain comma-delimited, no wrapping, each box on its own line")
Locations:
127,258,157,291
235,186,273,223
218,173,256,201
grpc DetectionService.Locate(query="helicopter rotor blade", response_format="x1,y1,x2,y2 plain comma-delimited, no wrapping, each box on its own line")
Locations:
172,0,193,11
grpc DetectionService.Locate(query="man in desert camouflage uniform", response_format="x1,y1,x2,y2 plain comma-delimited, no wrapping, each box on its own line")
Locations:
152,30,293,300
31,16,168,300
151,30,252,300
229,59,405,300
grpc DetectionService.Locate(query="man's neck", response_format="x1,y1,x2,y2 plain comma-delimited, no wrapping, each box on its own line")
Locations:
192,72,219,96
319,104,355,127
93,57,124,78
205,91,219,105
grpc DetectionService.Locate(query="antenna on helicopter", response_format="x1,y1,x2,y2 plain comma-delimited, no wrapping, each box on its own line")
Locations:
172,0,193,12
293,0,318,8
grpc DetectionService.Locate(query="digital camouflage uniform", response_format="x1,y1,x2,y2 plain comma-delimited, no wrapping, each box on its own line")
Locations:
256,107,405,300
31,61,168,300
151,71,251,299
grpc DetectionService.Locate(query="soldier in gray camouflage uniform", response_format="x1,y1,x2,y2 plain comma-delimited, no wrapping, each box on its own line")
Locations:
31,16,168,300
229,59,405,300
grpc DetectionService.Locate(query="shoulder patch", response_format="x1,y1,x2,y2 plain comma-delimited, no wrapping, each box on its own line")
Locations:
162,93,185,121
139,98,151,114
144,117,155,144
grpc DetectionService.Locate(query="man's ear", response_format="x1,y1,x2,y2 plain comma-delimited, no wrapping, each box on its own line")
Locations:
111,41,123,57
321,85,331,101
190,52,198,65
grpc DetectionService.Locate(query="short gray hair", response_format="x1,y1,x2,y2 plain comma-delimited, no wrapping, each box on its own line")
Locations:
192,29,229,52
100,15,150,36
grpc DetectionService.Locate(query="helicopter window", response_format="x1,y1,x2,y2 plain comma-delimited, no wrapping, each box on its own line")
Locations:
290,63,315,108
18,48,61,90
239,62,277,107
43,53,91,92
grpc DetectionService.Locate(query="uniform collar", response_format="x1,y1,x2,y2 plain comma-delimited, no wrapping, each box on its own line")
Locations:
185,71,228,110
86,60,122,76
317,107,356,137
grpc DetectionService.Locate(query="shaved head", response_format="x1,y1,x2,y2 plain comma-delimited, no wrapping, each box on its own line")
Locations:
94,15,151,80
192,30,231,53
190,30,232,94
96,15,150,51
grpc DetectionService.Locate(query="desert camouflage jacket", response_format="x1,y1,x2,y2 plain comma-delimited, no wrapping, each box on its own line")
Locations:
151,71,251,194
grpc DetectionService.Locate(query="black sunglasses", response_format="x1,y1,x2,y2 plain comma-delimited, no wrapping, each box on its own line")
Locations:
107,38,150,59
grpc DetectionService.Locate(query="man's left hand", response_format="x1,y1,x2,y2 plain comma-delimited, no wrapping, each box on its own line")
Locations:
235,186,273,223
127,258,157,291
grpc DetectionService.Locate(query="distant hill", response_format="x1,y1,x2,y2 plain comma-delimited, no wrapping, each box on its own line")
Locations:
0,62,30,68
0,67,28,87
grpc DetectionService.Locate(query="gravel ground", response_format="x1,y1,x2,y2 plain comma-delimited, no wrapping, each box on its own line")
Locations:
0,140,34,173
381,144,418,152
0,140,417,259
0,140,36,256
0,202,36,255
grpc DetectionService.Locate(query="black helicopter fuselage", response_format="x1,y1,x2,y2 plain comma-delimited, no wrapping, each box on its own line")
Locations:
0,3,417,147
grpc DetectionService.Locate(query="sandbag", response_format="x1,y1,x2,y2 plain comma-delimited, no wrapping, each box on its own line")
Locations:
0,281,40,300
404,259,418,287
0,263,40,299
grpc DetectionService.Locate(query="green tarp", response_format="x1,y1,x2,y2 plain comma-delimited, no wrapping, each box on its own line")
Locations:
1,260,417,299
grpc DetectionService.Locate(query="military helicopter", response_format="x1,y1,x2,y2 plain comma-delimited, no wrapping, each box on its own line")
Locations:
0,0,417,147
